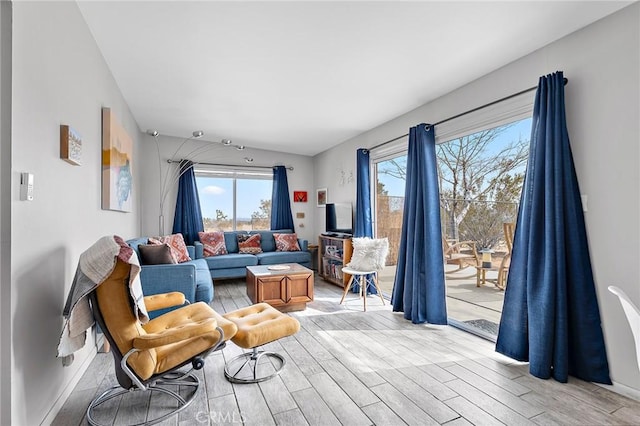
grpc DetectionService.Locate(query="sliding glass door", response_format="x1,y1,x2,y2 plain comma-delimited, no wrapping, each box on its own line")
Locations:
371,117,530,341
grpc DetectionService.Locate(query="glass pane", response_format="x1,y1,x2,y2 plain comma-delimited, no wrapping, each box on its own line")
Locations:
439,117,531,340
375,155,407,296
236,179,273,231
197,176,234,231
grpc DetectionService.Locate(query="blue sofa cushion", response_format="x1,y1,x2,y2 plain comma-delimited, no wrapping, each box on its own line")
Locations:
203,253,258,269
224,232,239,253
188,259,214,303
127,237,148,258
256,250,311,266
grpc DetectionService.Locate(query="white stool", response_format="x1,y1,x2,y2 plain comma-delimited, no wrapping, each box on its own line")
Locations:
340,267,385,311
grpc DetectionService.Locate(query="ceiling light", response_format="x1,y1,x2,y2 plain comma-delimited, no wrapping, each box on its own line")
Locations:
192,130,204,138
244,157,254,163
222,139,232,145
236,145,245,151
146,129,159,137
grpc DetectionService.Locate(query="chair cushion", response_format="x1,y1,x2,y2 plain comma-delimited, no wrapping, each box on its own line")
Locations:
143,301,236,342
144,302,223,376
347,237,389,272
223,303,299,349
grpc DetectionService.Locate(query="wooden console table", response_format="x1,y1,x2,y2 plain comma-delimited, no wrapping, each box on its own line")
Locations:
246,264,314,312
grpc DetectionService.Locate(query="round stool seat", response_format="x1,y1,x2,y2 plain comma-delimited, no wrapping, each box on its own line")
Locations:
222,303,300,383
341,266,377,276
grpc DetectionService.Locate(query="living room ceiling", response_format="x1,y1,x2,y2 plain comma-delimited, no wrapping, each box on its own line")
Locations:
77,1,631,156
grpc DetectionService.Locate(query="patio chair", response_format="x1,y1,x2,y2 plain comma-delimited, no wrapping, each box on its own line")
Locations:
497,222,515,288
442,236,479,274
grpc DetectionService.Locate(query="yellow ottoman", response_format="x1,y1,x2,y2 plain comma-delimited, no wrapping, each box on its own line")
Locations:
222,303,300,383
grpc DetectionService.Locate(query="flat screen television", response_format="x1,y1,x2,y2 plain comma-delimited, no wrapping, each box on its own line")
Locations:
325,203,353,236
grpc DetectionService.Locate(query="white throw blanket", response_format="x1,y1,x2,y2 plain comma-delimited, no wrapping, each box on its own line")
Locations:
57,235,149,358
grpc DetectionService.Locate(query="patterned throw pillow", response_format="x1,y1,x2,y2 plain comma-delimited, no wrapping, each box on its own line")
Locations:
148,233,191,263
273,233,301,252
237,233,262,254
198,231,228,257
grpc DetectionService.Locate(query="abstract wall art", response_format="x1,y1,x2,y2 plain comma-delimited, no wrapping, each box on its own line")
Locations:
102,107,133,212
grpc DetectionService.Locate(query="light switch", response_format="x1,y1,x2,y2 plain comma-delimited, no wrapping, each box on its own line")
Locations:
20,172,34,201
581,194,588,212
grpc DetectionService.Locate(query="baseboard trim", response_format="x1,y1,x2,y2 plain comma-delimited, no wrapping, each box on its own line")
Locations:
597,380,640,401
40,346,97,425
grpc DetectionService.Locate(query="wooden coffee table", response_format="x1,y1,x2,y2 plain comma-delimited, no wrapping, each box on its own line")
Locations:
246,263,314,312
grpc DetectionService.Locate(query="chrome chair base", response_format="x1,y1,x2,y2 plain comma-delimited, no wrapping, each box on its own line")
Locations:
224,347,286,384
86,370,199,426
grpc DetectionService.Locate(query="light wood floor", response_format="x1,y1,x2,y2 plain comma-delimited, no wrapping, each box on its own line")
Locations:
53,278,640,425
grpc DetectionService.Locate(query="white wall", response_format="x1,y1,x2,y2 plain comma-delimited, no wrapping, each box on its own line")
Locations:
10,2,141,424
138,134,316,242
0,2,11,424
313,4,640,394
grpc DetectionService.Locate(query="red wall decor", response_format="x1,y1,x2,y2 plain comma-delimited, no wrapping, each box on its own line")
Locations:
293,191,308,202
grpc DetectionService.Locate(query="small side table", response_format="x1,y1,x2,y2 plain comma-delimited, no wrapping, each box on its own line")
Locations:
475,264,503,290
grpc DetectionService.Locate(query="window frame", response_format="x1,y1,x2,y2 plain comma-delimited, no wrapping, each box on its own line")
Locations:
195,165,273,231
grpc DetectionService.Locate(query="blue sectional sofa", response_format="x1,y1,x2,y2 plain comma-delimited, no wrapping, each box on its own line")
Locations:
195,230,311,279
126,238,214,318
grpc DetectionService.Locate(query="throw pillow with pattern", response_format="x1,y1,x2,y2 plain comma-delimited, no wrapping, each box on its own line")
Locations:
148,233,191,263
273,233,301,252
237,233,262,254
198,231,228,257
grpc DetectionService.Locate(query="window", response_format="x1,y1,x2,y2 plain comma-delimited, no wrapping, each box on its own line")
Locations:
195,167,272,231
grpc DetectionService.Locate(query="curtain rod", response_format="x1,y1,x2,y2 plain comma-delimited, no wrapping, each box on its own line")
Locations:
368,77,568,152
167,159,294,171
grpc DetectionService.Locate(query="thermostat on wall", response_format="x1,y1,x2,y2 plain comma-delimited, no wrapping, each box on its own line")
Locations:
20,172,34,201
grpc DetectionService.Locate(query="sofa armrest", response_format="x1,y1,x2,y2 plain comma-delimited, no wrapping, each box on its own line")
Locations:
139,263,197,302
298,239,308,252
187,245,195,259
194,241,204,259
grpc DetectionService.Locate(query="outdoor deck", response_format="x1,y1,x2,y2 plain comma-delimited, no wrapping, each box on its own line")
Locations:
378,264,505,337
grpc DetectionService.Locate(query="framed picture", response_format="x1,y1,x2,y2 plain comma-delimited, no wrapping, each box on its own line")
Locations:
60,125,82,165
102,107,133,212
293,191,307,202
316,188,327,207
